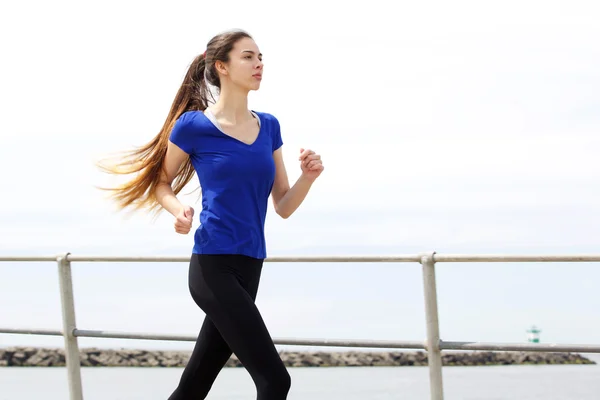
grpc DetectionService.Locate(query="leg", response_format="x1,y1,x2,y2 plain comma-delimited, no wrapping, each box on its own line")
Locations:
192,254,291,400
167,254,273,400
167,316,232,400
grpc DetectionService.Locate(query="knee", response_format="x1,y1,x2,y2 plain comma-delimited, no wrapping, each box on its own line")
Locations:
259,368,291,398
278,368,292,394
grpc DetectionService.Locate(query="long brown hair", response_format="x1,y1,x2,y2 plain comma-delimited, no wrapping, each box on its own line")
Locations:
97,29,253,214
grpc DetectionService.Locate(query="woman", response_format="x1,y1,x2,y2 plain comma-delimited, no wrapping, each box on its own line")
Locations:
99,29,324,399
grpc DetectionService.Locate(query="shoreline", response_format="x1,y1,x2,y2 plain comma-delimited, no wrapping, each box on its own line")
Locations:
0,347,596,367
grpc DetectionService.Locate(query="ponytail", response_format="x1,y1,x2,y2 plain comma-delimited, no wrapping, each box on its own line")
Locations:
97,53,210,214
97,29,253,215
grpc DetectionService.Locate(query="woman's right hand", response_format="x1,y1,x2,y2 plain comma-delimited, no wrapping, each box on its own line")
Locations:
174,205,194,234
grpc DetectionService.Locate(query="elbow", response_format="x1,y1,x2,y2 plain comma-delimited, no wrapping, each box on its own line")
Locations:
154,180,174,200
280,212,292,219
276,207,291,219
274,202,292,219
154,180,169,194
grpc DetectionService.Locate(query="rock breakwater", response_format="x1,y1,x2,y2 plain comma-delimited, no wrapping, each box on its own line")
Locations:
0,347,595,367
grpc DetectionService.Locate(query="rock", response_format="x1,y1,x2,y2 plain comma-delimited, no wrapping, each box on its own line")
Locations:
0,346,595,367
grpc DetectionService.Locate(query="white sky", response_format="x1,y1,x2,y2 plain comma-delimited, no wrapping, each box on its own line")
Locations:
1,0,599,352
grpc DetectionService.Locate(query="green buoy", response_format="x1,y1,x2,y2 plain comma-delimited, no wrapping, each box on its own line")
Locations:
527,325,541,343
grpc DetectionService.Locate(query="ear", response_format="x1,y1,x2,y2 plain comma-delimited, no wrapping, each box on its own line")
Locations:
214,60,228,76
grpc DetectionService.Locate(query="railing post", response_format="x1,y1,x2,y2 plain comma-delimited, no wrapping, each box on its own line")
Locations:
57,253,84,400
421,252,444,400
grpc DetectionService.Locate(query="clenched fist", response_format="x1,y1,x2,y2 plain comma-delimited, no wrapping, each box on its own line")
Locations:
299,148,324,182
175,205,194,234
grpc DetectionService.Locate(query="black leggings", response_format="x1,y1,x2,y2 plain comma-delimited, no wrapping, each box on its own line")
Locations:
167,254,291,400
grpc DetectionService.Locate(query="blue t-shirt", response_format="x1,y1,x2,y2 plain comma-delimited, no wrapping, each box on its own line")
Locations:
169,110,283,259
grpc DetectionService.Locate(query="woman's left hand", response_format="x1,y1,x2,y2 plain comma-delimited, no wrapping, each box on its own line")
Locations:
299,148,324,182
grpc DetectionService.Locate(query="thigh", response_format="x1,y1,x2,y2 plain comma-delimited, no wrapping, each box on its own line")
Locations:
192,255,285,379
188,254,261,305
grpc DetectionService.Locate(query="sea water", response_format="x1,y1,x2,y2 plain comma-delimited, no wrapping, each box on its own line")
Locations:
1,356,600,400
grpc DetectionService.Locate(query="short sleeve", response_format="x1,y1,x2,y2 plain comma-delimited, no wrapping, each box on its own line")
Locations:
169,111,196,154
271,115,283,152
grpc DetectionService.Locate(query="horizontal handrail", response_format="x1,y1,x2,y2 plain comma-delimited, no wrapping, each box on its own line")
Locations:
3,327,600,353
76,330,428,349
441,341,600,353
0,255,420,262
0,328,427,349
0,328,63,336
2,254,600,263
432,254,600,262
0,256,59,262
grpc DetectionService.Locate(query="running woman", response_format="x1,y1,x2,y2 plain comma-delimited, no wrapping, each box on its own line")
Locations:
99,29,324,400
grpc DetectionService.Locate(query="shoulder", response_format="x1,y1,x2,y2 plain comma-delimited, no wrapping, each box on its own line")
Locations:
175,110,211,128
253,111,280,127
171,110,213,137
253,111,284,151
170,111,211,154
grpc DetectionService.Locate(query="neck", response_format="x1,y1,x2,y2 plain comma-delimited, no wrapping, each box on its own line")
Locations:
210,83,251,123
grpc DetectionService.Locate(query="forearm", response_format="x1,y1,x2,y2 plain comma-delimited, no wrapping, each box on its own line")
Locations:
154,182,184,217
275,175,314,219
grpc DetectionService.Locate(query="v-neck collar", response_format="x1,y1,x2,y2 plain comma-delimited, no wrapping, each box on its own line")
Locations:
202,109,262,146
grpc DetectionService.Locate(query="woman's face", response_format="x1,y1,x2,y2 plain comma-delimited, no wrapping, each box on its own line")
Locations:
218,37,264,92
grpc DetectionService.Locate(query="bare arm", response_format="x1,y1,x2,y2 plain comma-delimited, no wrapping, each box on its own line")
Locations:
271,147,324,219
155,141,189,217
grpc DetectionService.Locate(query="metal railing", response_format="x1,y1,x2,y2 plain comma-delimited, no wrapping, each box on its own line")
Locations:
1,252,600,400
